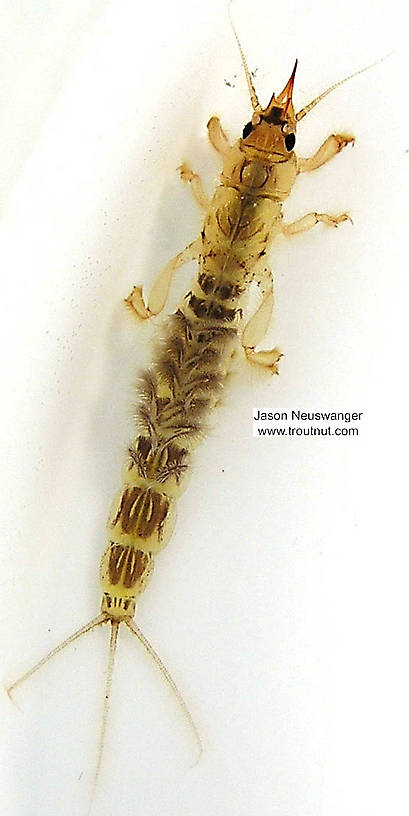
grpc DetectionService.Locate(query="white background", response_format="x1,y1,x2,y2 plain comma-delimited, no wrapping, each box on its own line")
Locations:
0,1,408,814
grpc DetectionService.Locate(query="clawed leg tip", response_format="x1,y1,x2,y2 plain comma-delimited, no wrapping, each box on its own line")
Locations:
244,347,283,373
177,162,192,181
124,287,151,320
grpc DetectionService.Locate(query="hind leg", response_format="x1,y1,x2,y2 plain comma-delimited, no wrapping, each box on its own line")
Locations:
242,266,282,374
125,238,201,319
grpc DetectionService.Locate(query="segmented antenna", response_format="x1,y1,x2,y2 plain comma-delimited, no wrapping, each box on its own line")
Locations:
228,1,261,112
296,57,388,121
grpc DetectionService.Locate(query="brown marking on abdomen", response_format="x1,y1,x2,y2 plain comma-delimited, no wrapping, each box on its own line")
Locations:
107,544,153,590
198,272,216,294
111,485,169,539
187,293,237,323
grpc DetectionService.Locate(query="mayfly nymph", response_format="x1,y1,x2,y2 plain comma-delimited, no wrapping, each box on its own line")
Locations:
7,12,373,802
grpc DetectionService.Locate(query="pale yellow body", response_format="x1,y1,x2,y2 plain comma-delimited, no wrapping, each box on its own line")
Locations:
101,146,297,609
115,111,352,617
7,47,360,800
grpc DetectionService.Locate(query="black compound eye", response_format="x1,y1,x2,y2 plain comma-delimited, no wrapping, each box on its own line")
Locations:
242,121,253,139
284,132,296,151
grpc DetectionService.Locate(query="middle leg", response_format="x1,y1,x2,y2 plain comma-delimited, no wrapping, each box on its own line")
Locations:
178,163,210,211
282,211,352,237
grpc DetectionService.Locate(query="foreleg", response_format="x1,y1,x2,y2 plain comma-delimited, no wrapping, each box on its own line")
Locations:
297,133,354,173
207,116,231,157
